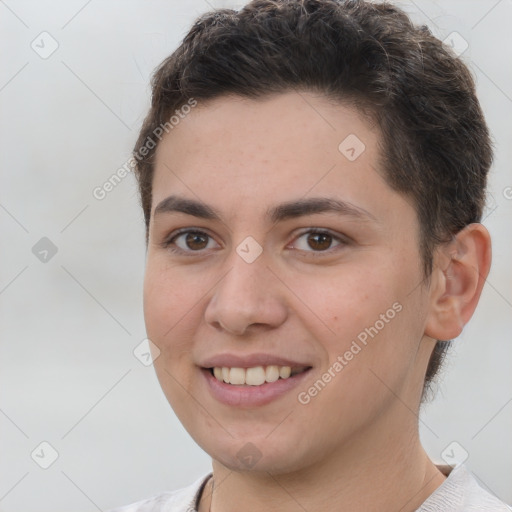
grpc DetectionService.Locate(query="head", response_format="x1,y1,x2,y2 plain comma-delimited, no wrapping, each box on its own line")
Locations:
135,0,492,473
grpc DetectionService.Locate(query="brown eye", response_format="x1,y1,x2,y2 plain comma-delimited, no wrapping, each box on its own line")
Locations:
307,232,333,251
291,229,347,255
183,232,209,250
164,230,219,253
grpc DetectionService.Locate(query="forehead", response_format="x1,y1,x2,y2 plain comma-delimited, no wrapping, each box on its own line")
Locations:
155,91,378,164
151,91,409,228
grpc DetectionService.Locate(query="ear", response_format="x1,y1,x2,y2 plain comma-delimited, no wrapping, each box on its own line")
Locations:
424,223,492,341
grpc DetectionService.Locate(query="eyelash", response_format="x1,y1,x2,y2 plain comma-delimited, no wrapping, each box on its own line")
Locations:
161,228,350,257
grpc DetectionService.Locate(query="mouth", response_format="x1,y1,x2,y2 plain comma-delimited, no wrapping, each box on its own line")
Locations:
206,365,312,386
199,353,313,406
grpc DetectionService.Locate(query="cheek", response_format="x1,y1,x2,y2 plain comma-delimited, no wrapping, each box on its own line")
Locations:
143,260,201,349
316,275,425,411
295,263,418,386
294,264,395,344
143,261,202,411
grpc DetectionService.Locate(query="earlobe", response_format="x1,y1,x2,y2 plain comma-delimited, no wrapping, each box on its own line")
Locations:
424,223,492,341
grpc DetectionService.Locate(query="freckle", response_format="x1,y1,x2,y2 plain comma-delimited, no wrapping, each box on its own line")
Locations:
334,316,338,321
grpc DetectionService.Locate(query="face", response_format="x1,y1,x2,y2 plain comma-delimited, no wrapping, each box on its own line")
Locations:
144,91,434,475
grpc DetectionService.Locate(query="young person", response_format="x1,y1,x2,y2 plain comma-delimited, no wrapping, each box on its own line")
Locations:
110,0,510,510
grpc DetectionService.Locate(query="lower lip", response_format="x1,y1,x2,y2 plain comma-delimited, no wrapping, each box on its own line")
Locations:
201,367,312,407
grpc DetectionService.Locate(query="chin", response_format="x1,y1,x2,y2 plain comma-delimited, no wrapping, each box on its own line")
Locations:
197,433,312,475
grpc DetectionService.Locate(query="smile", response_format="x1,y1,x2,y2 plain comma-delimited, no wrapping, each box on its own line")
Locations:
210,365,310,386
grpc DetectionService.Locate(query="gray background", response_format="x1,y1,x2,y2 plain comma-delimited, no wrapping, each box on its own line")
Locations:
0,1,511,510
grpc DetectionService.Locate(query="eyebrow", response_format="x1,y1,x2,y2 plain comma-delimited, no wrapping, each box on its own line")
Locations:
153,195,377,224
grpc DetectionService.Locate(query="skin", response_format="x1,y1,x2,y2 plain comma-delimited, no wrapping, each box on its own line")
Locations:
143,91,491,512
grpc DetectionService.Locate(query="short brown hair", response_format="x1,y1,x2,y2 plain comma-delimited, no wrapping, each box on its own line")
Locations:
132,0,493,402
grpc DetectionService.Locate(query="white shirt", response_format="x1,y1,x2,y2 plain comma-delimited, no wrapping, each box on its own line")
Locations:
108,464,511,511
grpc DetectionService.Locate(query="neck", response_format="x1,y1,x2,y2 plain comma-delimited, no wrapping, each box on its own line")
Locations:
199,410,446,512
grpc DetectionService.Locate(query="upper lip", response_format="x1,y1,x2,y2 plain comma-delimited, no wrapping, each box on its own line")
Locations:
200,353,312,369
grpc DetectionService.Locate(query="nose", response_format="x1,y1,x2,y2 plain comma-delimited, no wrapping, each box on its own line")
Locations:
204,250,288,336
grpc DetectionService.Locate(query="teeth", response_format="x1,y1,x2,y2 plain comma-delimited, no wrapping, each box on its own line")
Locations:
279,366,291,379
229,367,245,385
211,365,307,385
245,366,266,386
266,365,280,383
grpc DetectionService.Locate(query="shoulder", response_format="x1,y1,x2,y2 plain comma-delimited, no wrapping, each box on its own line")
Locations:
106,473,212,512
417,464,511,512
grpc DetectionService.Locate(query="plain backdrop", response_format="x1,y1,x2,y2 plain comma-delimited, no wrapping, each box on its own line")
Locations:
0,1,511,511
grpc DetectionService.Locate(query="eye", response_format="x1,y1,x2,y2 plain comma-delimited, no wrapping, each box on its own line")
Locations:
163,229,219,253
291,229,347,254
